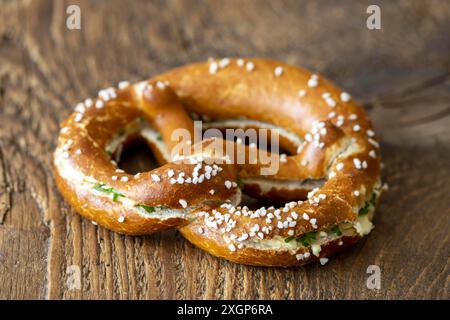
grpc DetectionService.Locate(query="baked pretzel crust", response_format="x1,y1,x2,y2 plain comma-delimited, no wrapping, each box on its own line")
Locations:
54,58,383,266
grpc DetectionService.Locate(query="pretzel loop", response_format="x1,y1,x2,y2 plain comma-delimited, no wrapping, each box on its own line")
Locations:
54,59,384,266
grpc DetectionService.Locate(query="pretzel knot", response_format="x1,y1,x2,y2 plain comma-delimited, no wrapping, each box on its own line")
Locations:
54,59,385,266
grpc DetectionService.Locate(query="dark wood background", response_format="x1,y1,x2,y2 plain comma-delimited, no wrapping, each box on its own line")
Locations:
0,0,449,299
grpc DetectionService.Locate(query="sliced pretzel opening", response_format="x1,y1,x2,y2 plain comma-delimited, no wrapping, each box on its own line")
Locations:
117,138,160,175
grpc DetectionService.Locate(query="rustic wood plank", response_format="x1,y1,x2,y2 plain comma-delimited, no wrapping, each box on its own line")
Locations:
0,0,448,299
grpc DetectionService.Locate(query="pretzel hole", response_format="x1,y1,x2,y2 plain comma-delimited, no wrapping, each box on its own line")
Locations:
115,137,161,175
239,193,290,209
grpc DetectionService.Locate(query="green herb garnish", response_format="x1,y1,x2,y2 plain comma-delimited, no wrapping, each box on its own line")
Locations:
93,183,124,202
236,177,244,189
284,231,318,246
358,193,378,216
135,204,156,213
297,232,317,247
93,183,113,193
135,204,168,213
105,150,112,157
285,226,344,245
117,128,126,136
156,133,163,141
284,236,295,243
358,202,370,216
331,225,342,236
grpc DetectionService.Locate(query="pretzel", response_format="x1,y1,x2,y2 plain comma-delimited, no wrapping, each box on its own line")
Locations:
54,58,384,266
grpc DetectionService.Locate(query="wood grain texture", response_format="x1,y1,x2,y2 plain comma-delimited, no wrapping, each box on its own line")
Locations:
0,0,449,299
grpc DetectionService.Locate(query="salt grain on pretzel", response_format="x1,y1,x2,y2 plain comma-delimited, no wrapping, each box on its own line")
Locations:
54,58,384,266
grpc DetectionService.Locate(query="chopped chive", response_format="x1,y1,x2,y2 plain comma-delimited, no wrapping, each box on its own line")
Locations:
135,204,156,213
236,177,244,189
93,183,123,202
297,232,317,247
358,202,370,216
285,232,318,247
331,225,342,236
286,227,342,245
93,183,111,193
156,133,163,141
135,204,168,213
284,236,295,243
359,193,377,216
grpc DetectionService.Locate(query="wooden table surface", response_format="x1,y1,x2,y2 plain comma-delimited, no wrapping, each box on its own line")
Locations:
0,0,449,300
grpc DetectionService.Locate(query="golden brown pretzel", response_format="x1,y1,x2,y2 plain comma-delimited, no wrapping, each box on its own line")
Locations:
54,58,384,266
